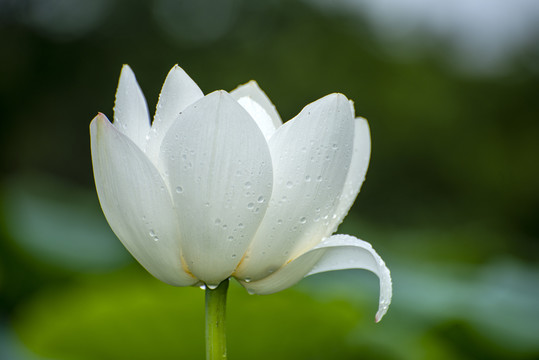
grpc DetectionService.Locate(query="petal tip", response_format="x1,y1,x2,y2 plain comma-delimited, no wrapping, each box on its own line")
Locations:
120,64,134,76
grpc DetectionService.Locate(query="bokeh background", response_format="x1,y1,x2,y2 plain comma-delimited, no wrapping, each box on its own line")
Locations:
1,0,538,359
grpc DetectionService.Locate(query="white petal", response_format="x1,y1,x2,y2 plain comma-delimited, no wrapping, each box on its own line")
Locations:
160,91,273,287
146,65,204,165
241,234,392,322
329,117,371,233
113,65,151,150
236,96,276,141
231,81,282,129
235,93,355,280
90,113,197,286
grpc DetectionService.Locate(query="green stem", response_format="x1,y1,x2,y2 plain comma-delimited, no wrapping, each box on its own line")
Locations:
205,279,229,360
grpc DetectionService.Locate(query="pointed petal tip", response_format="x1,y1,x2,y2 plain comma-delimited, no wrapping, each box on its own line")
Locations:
90,112,109,129
206,89,230,100
315,93,353,112
120,64,134,75
375,266,392,323
233,80,260,91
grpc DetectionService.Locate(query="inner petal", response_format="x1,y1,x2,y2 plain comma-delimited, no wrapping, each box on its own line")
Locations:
237,96,277,141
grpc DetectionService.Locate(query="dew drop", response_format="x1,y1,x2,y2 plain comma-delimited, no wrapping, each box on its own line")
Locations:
244,181,252,189
316,176,323,182
305,175,311,182
247,202,255,209
244,277,251,283
199,284,206,290
238,223,244,229
207,284,218,290
332,143,338,150
286,181,293,188
175,186,183,193
257,195,265,203
299,217,307,224
231,254,237,258
214,218,222,225
149,229,156,237
227,236,234,241
277,219,283,224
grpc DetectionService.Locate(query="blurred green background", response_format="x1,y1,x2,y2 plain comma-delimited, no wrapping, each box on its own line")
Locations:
1,0,538,359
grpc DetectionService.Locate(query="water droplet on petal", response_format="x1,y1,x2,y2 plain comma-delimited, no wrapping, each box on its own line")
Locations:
244,277,251,283
244,181,252,189
199,284,207,290
257,195,265,203
286,181,293,188
227,236,234,241
316,176,323,182
207,284,218,290
247,202,255,209
175,186,183,193
299,217,307,224
238,223,244,229
305,175,311,182
214,218,222,225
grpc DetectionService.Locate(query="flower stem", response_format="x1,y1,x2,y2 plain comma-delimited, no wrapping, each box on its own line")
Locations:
205,279,229,360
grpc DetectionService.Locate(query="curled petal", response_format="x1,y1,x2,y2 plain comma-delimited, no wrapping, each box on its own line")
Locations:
90,113,197,286
113,65,151,150
241,234,392,322
160,91,273,287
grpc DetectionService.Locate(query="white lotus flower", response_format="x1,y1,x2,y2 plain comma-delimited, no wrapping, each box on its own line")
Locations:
90,65,392,321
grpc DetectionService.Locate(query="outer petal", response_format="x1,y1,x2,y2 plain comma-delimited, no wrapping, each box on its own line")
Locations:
113,65,151,150
160,91,273,287
90,113,197,286
231,81,282,130
329,117,371,233
146,65,204,165
241,234,392,322
235,93,355,280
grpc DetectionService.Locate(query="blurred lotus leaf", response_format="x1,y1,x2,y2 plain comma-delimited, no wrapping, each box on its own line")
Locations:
1,174,130,272
14,270,361,360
